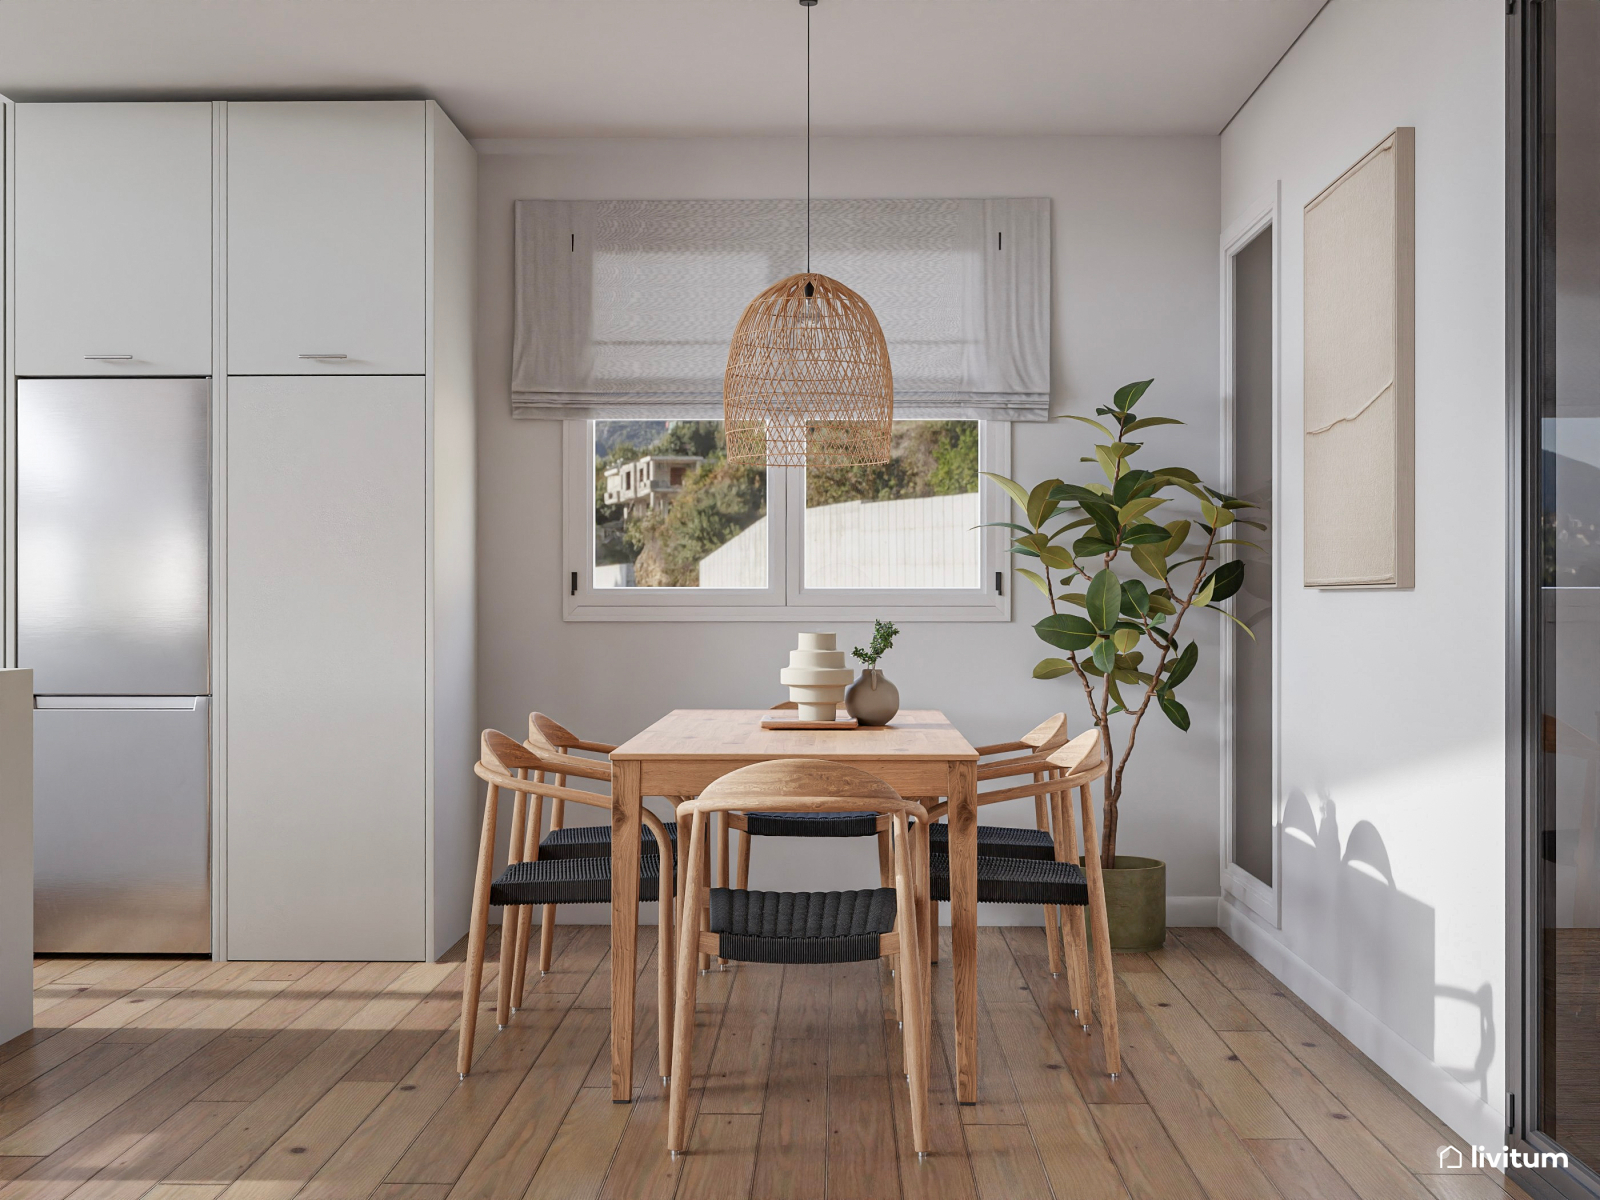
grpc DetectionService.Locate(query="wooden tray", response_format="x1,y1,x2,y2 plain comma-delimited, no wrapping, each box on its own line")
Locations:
760,716,860,730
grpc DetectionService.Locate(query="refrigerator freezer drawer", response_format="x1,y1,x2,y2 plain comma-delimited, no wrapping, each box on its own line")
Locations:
18,378,210,697
34,698,210,954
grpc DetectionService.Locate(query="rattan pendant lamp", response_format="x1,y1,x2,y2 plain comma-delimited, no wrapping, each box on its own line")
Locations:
723,0,893,467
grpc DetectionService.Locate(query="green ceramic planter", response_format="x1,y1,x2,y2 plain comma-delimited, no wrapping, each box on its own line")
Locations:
1089,855,1167,951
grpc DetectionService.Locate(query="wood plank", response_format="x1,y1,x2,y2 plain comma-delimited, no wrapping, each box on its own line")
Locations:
384,999,571,1185
0,1033,265,1200
371,1187,451,1200
1222,1030,1433,1200
1089,1103,1206,1200
881,1018,976,1200
1118,964,1297,1139
581,944,660,1091
963,1124,1052,1200
975,929,1029,1006
986,1002,1124,1200
700,964,781,1115
1246,1138,1362,1200
829,961,888,1078
167,966,438,1186
95,963,269,1045
826,1074,900,1200
1421,1176,1530,1200
523,1086,633,1200
751,1040,828,1200
1001,926,1143,1106
1109,984,1279,1200
0,1032,114,1103
57,1101,249,1200
774,964,831,1045
1148,940,1264,1031
246,965,320,983
674,1113,760,1200
139,1187,225,1200
1229,985,1473,1174
529,925,611,998
928,944,1022,1125
0,1043,145,1142
344,963,470,1083
0,1159,40,1182
299,1029,462,1200
1170,928,1278,995
446,1007,609,1200
595,1075,693,1200
214,1080,391,1200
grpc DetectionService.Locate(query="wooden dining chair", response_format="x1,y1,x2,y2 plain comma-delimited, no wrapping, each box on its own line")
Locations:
715,702,895,897
927,728,1121,1076
457,729,677,1082
499,714,678,1011
667,759,933,1159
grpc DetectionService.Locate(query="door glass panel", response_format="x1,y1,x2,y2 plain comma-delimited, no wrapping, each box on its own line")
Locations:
1537,0,1600,1171
1232,228,1274,885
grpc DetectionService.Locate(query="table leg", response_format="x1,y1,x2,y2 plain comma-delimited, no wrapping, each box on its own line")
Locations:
611,759,642,1102
947,758,978,1104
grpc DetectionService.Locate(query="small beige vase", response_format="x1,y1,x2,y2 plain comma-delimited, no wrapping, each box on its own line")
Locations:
844,669,899,726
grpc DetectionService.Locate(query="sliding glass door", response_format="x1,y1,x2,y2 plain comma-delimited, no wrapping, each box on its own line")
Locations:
1518,1,1600,1194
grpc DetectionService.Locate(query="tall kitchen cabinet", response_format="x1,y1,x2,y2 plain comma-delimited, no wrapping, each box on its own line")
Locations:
219,101,477,961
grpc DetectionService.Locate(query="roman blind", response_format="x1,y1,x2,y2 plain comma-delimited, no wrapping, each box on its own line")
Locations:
511,197,1051,421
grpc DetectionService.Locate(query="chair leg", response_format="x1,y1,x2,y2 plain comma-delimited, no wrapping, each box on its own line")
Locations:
1037,790,1064,977
715,813,731,967
699,820,713,973
496,907,521,1029
891,815,930,1158
1053,774,1091,1019
457,780,499,1078
656,844,676,1084
737,827,752,890
668,812,707,1156
509,904,530,1006
876,829,892,887
1078,784,1121,1076
538,903,557,975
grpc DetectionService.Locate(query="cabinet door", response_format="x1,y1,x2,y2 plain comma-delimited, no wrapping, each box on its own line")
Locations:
227,102,426,374
225,376,426,960
15,104,213,376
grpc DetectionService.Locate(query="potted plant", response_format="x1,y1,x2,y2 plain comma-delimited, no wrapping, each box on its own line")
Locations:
983,379,1261,950
845,619,901,726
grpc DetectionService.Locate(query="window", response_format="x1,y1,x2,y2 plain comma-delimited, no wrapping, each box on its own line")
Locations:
564,418,1011,620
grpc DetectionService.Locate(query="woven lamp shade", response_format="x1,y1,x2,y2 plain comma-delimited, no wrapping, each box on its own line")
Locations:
723,272,893,467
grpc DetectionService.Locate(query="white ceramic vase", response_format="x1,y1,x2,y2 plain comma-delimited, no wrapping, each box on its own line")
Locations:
777,632,855,722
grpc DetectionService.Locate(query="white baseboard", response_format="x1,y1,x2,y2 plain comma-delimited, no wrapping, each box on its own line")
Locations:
1218,896,1504,1150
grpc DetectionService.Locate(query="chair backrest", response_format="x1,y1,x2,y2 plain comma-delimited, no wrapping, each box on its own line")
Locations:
529,712,582,752
482,729,543,775
1046,729,1104,780
683,758,924,822
1020,713,1070,753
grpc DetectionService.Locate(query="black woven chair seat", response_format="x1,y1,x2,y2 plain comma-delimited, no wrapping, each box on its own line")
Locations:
742,811,880,838
490,855,669,906
928,854,1088,906
929,823,1055,861
708,887,897,964
539,822,677,860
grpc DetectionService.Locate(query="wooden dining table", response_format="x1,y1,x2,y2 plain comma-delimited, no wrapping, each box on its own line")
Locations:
607,708,982,1104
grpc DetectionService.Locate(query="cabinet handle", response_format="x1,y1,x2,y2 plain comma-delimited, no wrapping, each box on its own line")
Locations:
298,353,348,360
84,354,133,361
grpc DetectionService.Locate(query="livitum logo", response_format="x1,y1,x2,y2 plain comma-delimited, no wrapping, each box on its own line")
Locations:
1438,1144,1570,1169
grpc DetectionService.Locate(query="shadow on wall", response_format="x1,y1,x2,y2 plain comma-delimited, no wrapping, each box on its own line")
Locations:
1282,790,1495,1102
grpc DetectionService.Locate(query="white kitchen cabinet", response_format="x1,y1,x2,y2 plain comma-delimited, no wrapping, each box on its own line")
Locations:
220,102,478,961
225,377,427,961
226,101,426,375
14,103,212,376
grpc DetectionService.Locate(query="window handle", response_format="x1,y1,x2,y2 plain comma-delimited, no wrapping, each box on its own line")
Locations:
298,353,348,360
84,354,133,361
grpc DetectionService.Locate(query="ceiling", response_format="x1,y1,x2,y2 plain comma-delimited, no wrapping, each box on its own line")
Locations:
0,0,1324,140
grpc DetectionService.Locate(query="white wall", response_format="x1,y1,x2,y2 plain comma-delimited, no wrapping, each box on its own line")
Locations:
473,134,1225,922
0,670,34,1045
1219,0,1507,1147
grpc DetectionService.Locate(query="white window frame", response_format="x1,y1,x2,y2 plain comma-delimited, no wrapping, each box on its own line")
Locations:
562,418,1013,622
1218,186,1282,928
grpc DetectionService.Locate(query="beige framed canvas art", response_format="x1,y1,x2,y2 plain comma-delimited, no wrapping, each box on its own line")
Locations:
1302,127,1415,588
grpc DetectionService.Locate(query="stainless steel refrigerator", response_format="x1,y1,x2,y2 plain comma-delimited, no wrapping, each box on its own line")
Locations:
18,378,211,954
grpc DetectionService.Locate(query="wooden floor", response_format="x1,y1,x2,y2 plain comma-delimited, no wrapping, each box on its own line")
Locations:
1,925,1533,1200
